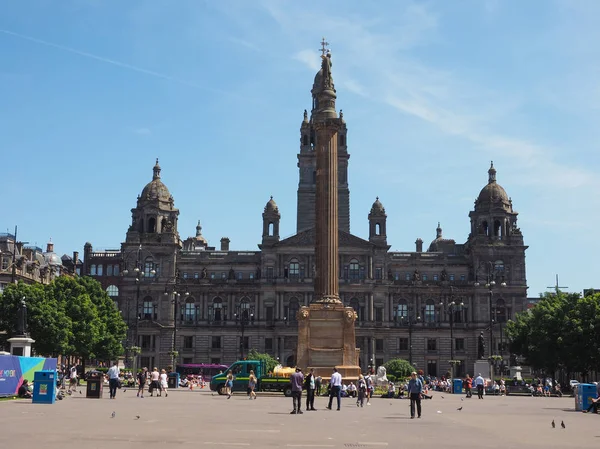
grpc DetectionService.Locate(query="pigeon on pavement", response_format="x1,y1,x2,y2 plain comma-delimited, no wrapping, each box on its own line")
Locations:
561,420,565,429
135,416,140,420
457,407,463,411
551,420,555,428
111,412,116,418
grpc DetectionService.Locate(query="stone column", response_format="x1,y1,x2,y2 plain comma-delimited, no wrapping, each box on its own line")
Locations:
313,119,341,303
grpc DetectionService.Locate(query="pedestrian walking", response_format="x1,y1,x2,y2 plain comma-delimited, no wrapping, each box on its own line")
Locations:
68,365,78,394
408,371,423,419
160,369,168,397
137,367,147,398
225,370,234,399
365,372,373,405
357,374,367,407
107,361,120,400
304,368,316,411
149,367,160,397
290,367,304,414
474,373,485,399
248,370,257,400
315,376,322,396
327,367,343,411
464,374,472,398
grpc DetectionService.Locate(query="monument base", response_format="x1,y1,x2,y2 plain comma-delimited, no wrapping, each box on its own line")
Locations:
297,303,361,381
8,337,35,357
509,366,523,381
473,359,491,379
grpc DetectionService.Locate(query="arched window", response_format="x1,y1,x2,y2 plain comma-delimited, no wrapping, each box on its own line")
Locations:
106,285,119,297
289,259,300,277
494,220,502,238
268,222,274,236
375,223,381,236
349,259,360,280
395,300,408,321
303,135,308,146
495,260,505,272
495,298,506,323
481,220,488,236
90,264,97,275
239,297,251,320
212,297,223,321
184,300,196,323
286,354,296,367
144,257,155,277
142,297,154,320
148,217,156,233
287,297,300,322
425,299,436,323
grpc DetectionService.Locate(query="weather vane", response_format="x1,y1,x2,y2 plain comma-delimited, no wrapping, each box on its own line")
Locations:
319,37,329,56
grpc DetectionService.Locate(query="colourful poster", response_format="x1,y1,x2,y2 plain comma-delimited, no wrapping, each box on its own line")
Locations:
0,355,57,397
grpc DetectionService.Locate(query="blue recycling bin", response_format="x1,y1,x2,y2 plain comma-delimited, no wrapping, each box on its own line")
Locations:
32,370,57,404
576,383,597,411
453,379,463,394
167,372,180,389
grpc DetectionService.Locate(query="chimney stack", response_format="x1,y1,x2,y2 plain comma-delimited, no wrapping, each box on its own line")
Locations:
220,237,230,251
415,238,423,253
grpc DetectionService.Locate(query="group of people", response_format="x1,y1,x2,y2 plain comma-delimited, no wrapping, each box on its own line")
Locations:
135,367,170,398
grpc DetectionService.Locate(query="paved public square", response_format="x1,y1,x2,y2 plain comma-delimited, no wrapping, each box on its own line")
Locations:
1,389,599,448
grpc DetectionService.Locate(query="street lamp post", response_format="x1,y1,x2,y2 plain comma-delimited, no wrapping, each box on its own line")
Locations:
234,305,255,360
163,274,189,368
440,287,464,382
398,308,420,366
474,262,506,379
122,244,155,372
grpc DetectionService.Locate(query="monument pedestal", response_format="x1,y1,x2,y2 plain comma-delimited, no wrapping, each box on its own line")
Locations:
8,336,35,357
296,303,361,381
473,359,491,379
509,365,523,380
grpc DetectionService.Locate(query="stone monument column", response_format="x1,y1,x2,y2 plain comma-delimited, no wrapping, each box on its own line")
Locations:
8,297,35,357
314,118,341,304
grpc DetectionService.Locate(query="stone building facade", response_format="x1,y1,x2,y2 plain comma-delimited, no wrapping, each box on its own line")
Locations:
84,57,528,376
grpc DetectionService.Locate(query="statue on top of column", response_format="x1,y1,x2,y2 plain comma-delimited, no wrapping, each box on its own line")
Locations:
15,298,27,337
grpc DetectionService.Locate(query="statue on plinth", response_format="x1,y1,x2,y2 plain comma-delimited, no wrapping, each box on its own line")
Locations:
477,332,485,359
15,298,28,337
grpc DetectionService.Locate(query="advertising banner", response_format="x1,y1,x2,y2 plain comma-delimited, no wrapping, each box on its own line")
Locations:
0,355,57,397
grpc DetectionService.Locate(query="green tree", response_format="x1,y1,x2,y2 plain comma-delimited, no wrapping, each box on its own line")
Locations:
506,291,600,376
383,358,414,379
78,276,127,361
0,282,71,356
246,349,279,374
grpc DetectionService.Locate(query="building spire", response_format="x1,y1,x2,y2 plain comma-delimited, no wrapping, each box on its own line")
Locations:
488,160,496,184
153,158,161,180
436,222,442,239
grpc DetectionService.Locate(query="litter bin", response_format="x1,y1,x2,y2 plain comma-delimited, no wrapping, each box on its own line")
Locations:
453,378,463,394
168,372,180,389
32,370,57,404
577,383,596,412
86,371,104,399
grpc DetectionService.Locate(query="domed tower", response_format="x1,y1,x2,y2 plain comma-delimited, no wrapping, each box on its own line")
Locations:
262,196,281,245
126,159,180,244
427,222,456,252
122,159,180,280
467,162,527,286
368,197,387,246
296,41,350,234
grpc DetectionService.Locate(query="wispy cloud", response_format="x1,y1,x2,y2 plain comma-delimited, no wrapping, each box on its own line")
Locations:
259,1,598,196
0,28,226,93
134,127,151,136
228,36,260,52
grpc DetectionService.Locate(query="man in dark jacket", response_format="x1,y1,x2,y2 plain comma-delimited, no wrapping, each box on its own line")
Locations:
304,368,316,411
290,367,304,414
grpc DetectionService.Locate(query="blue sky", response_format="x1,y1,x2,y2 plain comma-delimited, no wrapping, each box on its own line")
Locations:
2,0,599,296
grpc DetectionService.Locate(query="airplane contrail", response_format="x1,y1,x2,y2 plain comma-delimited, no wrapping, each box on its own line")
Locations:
0,28,219,92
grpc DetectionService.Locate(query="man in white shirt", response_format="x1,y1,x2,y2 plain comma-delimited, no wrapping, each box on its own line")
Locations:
68,365,78,393
327,367,343,411
106,362,120,399
149,367,160,397
474,373,485,399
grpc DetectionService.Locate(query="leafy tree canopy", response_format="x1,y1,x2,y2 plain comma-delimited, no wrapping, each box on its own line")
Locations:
383,358,414,379
246,349,279,374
